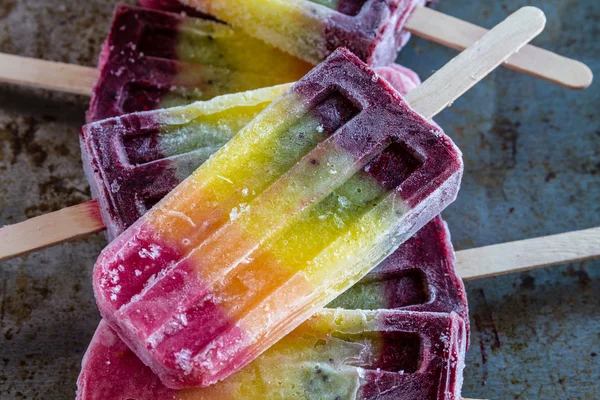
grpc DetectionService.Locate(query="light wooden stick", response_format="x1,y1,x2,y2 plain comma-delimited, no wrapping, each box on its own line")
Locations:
0,200,105,260
0,52,98,96
0,8,591,95
407,6,546,119
457,226,600,280
406,7,593,90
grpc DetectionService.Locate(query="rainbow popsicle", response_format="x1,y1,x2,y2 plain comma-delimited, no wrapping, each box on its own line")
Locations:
88,5,311,122
78,216,468,399
79,312,465,400
92,48,463,388
177,0,426,65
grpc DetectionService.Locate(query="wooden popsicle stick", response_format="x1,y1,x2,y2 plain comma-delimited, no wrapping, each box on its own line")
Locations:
0,9,591,95
407,6,546,119
0,52,98,96
457,226,600,281
406,7,593,90
1,200,599,283
0,200,105,261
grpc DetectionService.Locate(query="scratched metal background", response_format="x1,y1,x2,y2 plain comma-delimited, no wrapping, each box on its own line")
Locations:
0,0,598,398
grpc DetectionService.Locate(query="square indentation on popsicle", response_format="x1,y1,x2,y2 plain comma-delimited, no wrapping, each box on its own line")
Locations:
363,140,423,191
120,83,172,115
330,330,421,373
138,27,180,60
328,268,429,309
383,270,429,309
121,127,165,166
307,88,361,134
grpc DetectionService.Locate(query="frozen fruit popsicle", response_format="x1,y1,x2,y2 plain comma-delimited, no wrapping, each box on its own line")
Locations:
78,310,466,400
79,216,468,399
177,0,427,66
93,48,463,388
88,5,311,121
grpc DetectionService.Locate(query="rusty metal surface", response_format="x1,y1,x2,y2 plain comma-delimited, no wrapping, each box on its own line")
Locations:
0,0,598,399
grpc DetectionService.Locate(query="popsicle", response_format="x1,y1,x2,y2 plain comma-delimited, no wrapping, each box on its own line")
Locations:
78,311,465,400
177,0,426,66
78,216,468,399
0,53,430,261
92,5,545,385
91,46,466,388
88,4,312,121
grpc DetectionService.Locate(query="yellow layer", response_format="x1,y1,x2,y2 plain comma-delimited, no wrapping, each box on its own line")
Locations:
180,0,333,64
177,16,313,79
186,174,389,333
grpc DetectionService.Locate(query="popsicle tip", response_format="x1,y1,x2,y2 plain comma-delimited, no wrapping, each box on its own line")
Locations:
517,6,547,27
568,60,594,90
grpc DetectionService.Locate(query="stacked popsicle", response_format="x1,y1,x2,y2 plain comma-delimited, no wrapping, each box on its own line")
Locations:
78,24,471,395
83,84,291,238
89,2,440,122
83,4,440,240
74,2,544,399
